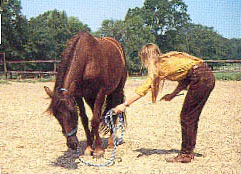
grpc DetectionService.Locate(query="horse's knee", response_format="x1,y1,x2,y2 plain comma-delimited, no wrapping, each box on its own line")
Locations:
91,118,100,129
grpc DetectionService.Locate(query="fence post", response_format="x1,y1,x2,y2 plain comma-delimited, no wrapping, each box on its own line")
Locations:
2,52,7,79
53,58,56,73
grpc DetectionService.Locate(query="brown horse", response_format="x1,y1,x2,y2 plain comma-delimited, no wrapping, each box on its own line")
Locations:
44,31,127,156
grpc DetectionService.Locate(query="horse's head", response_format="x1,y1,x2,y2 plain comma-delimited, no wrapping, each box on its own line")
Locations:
44,86,79,150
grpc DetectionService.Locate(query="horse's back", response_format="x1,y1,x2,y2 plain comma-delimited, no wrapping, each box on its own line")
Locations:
96,37,127,89
61,31,127,95
100,37,126,65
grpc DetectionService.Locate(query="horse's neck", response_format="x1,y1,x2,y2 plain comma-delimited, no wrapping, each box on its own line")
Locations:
63,66,78,91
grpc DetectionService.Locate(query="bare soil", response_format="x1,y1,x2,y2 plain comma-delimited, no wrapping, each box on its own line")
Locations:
0,79,240,174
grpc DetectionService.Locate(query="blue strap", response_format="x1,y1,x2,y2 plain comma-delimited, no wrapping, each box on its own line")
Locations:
65,127,78,137
60,88,68,92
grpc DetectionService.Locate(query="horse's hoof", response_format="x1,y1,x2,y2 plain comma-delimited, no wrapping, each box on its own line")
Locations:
93,148,105,158
106,145,114,151
67,142,79,150
84,146,94,156
67,136,79,150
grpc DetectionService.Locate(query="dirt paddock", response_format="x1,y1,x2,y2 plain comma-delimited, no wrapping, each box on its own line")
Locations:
0,79,240,174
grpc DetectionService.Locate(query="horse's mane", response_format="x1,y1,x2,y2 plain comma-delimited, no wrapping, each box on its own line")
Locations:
53,33,82,91
48,32,89,114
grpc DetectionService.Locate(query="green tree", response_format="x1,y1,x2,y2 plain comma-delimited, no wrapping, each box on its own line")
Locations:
97,13,156,74
124,12,155,74
227,39,241,59
176,24,231,59
0,0,28,61
122,0,190,71
26,10,90,60
25,9,91,71
141,0,190,50
98,19,126,42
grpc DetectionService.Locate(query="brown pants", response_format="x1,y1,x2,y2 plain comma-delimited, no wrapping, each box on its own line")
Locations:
180,63,215,154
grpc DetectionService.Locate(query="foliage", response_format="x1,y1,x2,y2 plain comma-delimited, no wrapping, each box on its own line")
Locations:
0,0,28,61
124,13,155,74
1,0,240,77
214,72,241,81
24,10,90,71
141,0,190,51
97,16,155,74
1,1,91,71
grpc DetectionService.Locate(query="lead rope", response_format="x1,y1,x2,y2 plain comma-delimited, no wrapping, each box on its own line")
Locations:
75,103,124,167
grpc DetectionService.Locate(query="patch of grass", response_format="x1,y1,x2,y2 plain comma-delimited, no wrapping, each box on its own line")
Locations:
129,76,147,80
13,77,56,83
130,73,241,81
214,72,241,81
0,79,9,84
38,76,56,82
0,76,56,84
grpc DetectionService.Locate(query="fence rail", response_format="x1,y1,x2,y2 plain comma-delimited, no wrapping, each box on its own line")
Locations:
2,60,61,64
0,53,61,79
204,60,241,63
7,71,58,74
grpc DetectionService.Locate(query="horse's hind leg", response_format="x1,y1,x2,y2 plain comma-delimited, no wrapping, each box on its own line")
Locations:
75,97,93,155
105,90,125,148
104,76,126,148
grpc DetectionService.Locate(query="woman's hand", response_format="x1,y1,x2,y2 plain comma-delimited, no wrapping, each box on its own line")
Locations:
113,104,127,114
113,93,142,114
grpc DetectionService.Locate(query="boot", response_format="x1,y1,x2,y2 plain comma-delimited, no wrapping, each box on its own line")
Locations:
165,153,194,163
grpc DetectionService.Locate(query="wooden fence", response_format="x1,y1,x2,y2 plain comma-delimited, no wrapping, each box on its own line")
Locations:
0,52,61,79
204,59,241,73
0,52,241,79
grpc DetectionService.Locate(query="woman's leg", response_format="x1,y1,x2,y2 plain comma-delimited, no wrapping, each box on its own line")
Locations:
167,64,215,163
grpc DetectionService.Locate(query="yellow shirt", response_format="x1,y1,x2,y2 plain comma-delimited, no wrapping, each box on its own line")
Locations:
135,51,203,96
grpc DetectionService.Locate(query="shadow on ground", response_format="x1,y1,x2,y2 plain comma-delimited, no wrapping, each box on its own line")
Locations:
50,140,87,169
134,148,203,158
50,138,123,169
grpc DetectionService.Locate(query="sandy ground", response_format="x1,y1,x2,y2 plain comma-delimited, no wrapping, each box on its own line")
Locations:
0,79,240,174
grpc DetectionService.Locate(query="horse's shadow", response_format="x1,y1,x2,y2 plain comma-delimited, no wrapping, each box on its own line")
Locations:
51,144,203,169
50,140,87,169
51,138,121,169
134,148,203,158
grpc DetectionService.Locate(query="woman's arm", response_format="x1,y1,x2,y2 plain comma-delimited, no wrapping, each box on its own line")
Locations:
113,93,142,114
113,77,153,114
113,75,165,114
161,79,189,101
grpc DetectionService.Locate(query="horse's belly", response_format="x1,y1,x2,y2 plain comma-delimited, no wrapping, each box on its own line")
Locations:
79,80,100,97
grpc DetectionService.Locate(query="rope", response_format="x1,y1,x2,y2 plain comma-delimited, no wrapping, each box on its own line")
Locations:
58,87,125,167
78,109,125,167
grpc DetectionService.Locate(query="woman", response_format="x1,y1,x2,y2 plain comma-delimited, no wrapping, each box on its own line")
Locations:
114,43,215,163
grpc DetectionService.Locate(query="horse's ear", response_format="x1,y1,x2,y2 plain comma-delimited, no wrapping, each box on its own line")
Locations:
44,86,53,98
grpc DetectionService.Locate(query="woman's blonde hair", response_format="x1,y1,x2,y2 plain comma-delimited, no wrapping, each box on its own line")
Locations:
138,43,164,103
138,43,163,68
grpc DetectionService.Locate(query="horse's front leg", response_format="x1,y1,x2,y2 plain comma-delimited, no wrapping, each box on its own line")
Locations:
75,97,93,155
91,88,106,156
